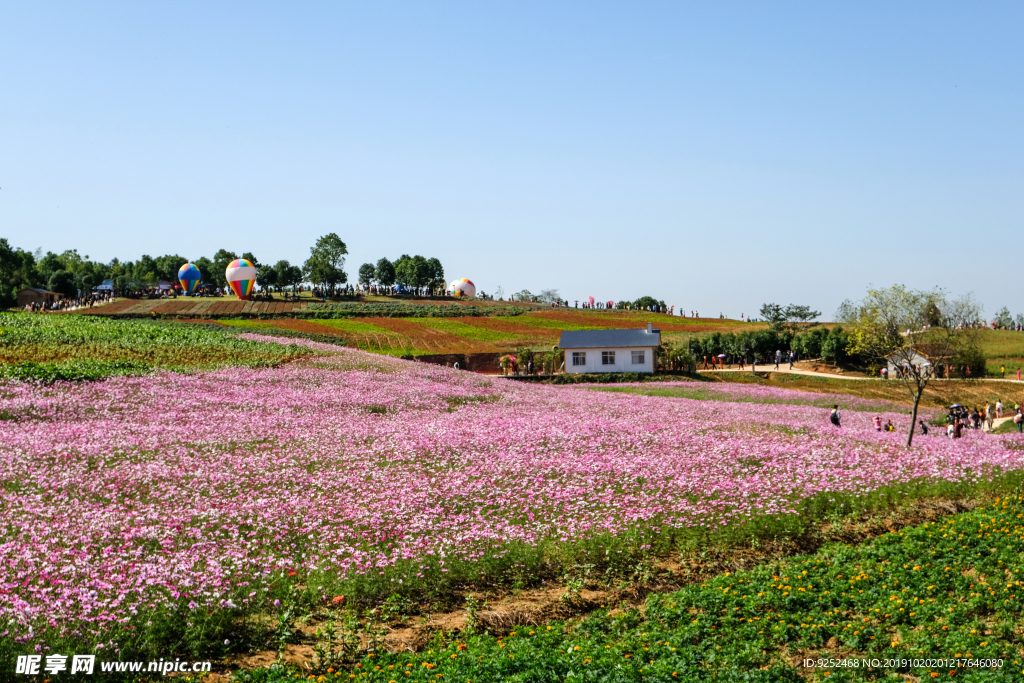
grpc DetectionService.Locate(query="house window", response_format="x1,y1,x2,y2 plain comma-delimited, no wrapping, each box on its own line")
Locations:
631,351,645,365
572,352,586,366
602,351,616,365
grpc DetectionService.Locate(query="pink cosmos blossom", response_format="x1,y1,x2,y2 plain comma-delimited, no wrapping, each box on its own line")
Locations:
0,334,1018,641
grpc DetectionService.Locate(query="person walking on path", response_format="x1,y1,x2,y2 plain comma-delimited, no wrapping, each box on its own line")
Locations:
985,404,994,432
829,405,841,427
996,400,1004,418
1002,365,1006,378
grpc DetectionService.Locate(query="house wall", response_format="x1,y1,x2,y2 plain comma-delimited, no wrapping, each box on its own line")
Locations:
887,351,930,375
16,289,61,307
564,346,656,374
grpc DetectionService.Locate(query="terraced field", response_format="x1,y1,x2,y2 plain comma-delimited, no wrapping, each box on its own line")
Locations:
201,309,738,355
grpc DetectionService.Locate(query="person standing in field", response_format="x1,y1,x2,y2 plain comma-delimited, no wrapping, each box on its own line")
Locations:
919,420,929,436
873,416,882,431
829,405,841,427
1015,409,1023,433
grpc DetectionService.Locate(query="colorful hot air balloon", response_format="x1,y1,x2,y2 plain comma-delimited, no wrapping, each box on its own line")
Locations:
177,262,202,295
225,258,257,300
447,278,476,297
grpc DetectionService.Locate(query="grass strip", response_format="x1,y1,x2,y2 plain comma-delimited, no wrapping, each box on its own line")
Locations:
590,384,910,413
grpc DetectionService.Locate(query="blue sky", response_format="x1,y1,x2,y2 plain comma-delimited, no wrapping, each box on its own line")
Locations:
2,2,1021,317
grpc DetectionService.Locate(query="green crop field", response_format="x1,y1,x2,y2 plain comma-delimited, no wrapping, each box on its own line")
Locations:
238,494,1024,682
0,314,308,381
979,330,1024,377
412,317,531,342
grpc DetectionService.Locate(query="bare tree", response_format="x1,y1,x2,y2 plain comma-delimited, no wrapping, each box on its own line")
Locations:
839,285,983,447
538,288,561,304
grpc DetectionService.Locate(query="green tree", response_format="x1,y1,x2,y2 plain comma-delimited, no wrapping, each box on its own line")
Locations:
257,265,278,291
272,260,292,289
375,258,396,288
241,252,260,267
53,249,86,276
303,234,348,292
412,255,431,294
839,285,982,447
759,303,786,331
193,257,214,288
35,252,65,286
426,258,445,293
820,326,848,364
633,296,667,311
394,255,416,290
48,270,78,298
154,254,189,283
358,263,376,287
515,347,536,374
783,304,821,329
131,255,159,287
284,265,304,291
211,250,239,288
0,238,35,307
994,307,1014,329
73,261,106,293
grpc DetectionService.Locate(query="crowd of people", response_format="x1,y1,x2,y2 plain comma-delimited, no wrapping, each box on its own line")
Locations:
22,292,114,312
699,350,796,371
942,401,1023,437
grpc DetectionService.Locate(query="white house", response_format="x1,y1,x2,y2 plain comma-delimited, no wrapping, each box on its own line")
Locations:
559,324,660,374
885,346,948,378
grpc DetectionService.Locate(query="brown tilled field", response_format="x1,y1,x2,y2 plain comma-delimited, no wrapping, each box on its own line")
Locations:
77,299,139,315
457,317,561,341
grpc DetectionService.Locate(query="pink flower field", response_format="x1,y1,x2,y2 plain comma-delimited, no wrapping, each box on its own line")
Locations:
1,334,1021,645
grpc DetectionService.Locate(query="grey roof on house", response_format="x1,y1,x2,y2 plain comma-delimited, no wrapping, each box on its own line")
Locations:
559,328,660,349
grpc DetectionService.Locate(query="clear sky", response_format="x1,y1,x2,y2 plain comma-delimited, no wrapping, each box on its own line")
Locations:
2,2,1021,318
